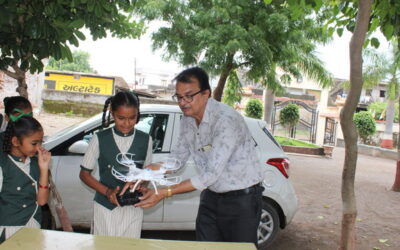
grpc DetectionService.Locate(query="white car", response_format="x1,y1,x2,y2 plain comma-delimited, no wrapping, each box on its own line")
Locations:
43,104,298,248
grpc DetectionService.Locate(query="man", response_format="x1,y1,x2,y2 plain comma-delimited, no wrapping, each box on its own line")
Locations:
133,67,264,244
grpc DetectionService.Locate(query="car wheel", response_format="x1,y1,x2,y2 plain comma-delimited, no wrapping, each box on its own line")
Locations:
257,200,280,249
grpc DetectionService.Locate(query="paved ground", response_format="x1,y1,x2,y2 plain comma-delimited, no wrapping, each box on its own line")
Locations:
140,148,399,250
269,147,399,250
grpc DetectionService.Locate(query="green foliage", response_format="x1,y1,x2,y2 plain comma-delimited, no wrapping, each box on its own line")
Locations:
138,0,332,100
245,99,263,119
288,1,400,47
47,50,95,73
274,136,319,148
0,1,144,79
222,70,242,107
368,101,399,122
353,111,376,143
279,103,300,129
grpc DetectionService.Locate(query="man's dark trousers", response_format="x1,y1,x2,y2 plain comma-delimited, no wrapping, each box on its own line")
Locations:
195,184,263,245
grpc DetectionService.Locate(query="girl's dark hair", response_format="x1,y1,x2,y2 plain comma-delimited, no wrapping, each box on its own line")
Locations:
3,116,43,153
4,96,32,116
102,91,140,128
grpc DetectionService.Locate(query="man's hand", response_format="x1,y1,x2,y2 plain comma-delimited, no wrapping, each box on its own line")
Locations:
144,163,162,171
134,188,167,209
106,186,120,206
120,182,134,196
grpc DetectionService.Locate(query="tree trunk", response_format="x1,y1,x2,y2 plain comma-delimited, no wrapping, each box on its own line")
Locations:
263,87,275,128
3,65,29,98
392,97,400,192
380,99,395,148
16,75,29,98
213,54,235,102
339,0,372,249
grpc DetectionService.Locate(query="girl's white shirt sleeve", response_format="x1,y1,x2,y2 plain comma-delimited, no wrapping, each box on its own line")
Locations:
81,133,100,171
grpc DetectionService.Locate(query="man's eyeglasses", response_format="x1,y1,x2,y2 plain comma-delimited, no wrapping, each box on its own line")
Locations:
172,90,203,103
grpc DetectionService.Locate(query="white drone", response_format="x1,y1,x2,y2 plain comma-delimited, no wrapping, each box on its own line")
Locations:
112,153,182,194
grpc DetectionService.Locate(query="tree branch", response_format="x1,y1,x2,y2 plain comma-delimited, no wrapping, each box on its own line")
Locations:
236,61,250,68
2,69,19,79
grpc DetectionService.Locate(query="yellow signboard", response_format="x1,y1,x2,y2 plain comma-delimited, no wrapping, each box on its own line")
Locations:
44,72,114,95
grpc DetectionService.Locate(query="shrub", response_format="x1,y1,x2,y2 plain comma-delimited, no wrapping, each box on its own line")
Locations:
245,99,263,119
353,111,376,144
279,103,300,128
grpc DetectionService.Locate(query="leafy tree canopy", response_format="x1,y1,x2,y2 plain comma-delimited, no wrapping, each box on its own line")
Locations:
0,0,145,97
290,0,400,47
137,0,332,100
47,50,95,73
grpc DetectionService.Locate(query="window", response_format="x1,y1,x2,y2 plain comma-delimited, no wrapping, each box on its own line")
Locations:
380,90,386,98
137,114,169,153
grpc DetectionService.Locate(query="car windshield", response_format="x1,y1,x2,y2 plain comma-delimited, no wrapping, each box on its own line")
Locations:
45,113,102,143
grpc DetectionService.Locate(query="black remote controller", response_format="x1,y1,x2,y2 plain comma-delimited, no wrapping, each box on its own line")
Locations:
117,190,143,206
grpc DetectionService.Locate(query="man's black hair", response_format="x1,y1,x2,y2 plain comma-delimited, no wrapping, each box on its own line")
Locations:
174,67,211,96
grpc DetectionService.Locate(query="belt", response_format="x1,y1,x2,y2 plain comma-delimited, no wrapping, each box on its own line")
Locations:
207,183,263,197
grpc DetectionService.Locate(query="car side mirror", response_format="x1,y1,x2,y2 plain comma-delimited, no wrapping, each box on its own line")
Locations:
68,140,89,154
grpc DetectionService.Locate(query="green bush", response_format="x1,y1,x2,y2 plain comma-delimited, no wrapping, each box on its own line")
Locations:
368,101,399,122
245,99,263,119
279,103,300,128
353,111,376,143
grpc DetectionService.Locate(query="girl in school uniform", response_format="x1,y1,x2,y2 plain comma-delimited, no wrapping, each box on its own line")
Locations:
0,96,33,152
0,96,33,132
79,91,152,238
0,116,51,243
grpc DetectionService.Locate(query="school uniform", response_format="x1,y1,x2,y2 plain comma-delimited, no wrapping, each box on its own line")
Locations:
0,155,41,243
81,127,152,238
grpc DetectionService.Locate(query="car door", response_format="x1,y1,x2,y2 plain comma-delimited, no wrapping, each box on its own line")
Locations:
139,112,174,223
162,113,200,226
50,112,174,227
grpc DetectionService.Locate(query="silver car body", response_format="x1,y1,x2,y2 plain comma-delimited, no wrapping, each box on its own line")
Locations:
44,104,297,231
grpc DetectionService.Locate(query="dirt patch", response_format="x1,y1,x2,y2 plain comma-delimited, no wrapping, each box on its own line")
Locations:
270,148,400,250
36,111,87,136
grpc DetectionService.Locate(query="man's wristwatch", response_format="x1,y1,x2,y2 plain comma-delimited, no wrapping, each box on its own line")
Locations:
166,186,173,198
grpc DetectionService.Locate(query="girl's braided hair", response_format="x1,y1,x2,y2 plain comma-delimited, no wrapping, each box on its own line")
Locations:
102,91,140,128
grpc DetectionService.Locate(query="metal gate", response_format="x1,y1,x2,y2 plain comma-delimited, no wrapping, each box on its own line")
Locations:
271,100,318,143
323,117,337,145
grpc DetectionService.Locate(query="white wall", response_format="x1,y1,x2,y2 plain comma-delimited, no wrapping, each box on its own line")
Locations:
0,70,45,112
